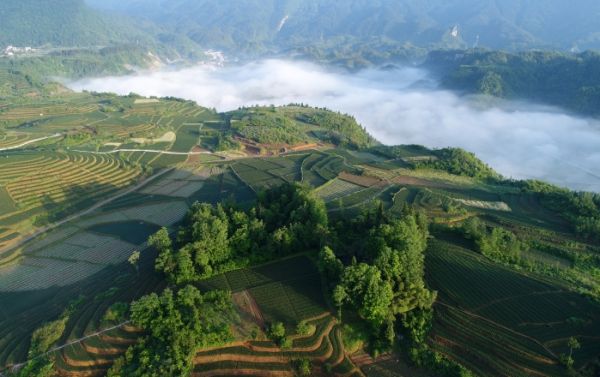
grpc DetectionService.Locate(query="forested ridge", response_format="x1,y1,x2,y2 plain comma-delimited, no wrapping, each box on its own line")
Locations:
427,49,600,116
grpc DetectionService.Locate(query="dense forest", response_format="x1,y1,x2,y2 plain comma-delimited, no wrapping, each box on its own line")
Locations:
428,49,600,116
223,106,377,150
87,0,600,52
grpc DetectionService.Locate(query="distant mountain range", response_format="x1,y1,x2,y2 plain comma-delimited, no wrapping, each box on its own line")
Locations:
0,0,202,60
3,0,599,57
84,0,600,52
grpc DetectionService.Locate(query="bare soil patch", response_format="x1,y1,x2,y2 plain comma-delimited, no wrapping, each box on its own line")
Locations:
339,172,382,187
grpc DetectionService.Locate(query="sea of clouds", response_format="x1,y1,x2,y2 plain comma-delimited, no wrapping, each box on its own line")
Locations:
69,59,600,192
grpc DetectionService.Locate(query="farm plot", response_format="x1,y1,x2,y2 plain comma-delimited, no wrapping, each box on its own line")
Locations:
119,201,189,227
232,159,294,190
193,315,360,377
31,231,138,265
0,133,31,149
77,201,189,229
47,256,337,377
0,258,104,292
0,103,98,121
88,221,161,245
199,256,329,327
426,239,600,375
455,199,511,212
140,169,208,198
2,153,141,209
315,178,363,202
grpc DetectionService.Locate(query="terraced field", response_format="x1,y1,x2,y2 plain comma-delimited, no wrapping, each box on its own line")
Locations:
193,315,361,377
316,178,363,202
232,156,304,191
47,256,359,377
0,133,31,149
0,152,143,253
4,153,140,208
425,239,600,376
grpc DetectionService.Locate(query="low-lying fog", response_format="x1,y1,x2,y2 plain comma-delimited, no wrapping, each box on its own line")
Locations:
69,59,600,192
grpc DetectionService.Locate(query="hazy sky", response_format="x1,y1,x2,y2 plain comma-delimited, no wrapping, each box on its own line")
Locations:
69,60,600,192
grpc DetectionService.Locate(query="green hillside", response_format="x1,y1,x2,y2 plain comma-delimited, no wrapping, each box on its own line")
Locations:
87,0,600,52
428,49,600,116
0,84,599,377
0,0,152,47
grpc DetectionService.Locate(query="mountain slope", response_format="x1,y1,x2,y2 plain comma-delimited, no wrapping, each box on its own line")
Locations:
86,0,600,52
0,0,156,47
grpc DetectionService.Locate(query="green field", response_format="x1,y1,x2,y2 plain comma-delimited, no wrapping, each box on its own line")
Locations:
425,239,600,376
198,255,329,326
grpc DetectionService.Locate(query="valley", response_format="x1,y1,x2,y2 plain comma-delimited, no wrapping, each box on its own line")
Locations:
1,1,600,376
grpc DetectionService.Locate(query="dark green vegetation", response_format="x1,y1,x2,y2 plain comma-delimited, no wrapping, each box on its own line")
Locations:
0,0,150,47
107,286,234,377
152,183,328,283
429,49,600,116
426,238,600,376
225,105,377,151
0,0,202,65
88,0,600,52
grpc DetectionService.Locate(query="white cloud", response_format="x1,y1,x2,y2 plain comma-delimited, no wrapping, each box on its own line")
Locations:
69,59,600,192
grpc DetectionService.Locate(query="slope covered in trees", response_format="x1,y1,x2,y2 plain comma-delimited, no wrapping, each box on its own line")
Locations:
0,0,152,47
87,0,600,52
428,49,600,116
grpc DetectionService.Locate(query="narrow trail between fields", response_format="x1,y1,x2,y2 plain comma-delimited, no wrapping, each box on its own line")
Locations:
1,321,131,375
0,133,62,152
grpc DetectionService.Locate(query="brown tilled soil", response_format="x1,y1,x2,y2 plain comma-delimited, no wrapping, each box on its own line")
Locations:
55,367,105,377
193,369,294,377
61,352,113,368
98,334,137,345
232,290,266,328
82,341,126,356
195,353,288,364
339,172,382,187
350,350,393,367
392,175,456,189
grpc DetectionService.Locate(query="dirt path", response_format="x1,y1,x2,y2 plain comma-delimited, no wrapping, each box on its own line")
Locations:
0,168,173,256
0,133,62,152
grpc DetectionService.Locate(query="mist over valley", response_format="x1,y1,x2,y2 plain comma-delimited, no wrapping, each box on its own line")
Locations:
70,59,600,192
